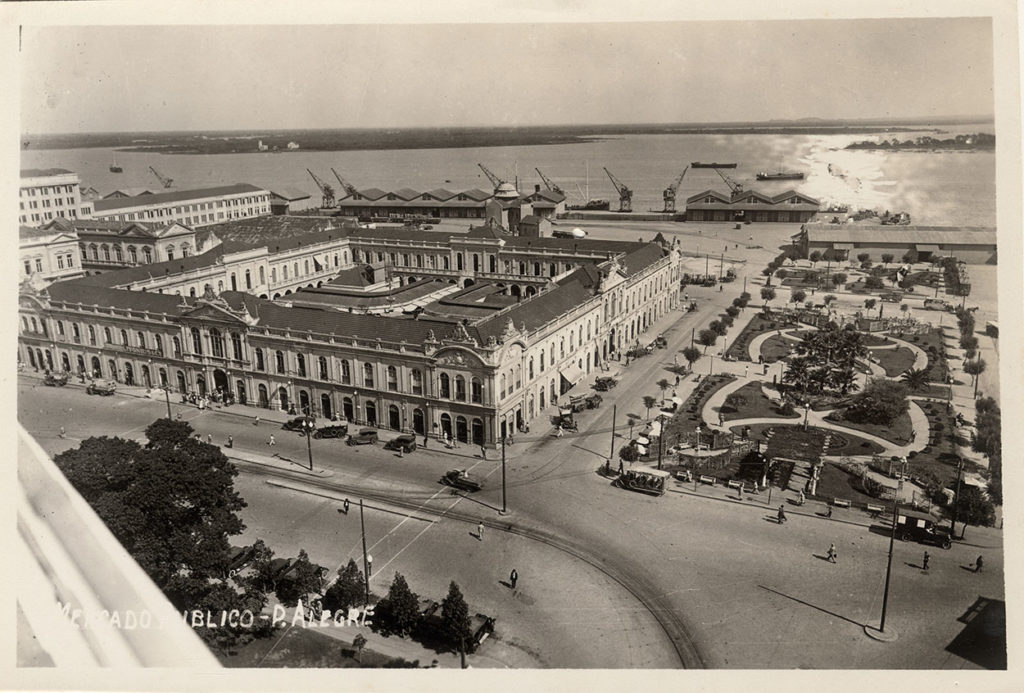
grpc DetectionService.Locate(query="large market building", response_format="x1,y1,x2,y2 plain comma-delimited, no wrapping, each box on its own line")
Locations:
793,223,998,265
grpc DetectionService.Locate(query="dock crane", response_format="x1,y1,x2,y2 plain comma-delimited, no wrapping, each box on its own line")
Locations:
603,167,633,212
662,166,688,213
477,163,505,188
534,168,564,196
149,166,174,189
713,166,744,195
330,168,359,199
306,169,335,208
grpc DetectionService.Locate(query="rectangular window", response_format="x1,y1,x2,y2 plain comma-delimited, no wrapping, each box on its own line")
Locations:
35,259,43,272
57,256,65,269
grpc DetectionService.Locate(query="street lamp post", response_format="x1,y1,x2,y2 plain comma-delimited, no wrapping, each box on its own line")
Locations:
359,499,370,605
657,415,664,470
500,433,507,515
803,402,811,431
609,404,617,474
878,479,903,635
301,416,315,471
952,456,964,539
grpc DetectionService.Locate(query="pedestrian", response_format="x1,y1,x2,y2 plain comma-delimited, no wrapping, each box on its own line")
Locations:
618,460,624,476
910,430,916,443
422,435,428,449
268,434,276,446
744,365,749,378
477,522,484,541
827,543,837,563
343,498,350,515
176,412,182,421
58,426,66,439
509,568,518,589
253,415,260,426
226,435,233,448
974,555,984,573
480,445,487,460
556,426,564,438
777,505,787,524
923,551,930,571
207,433,213,444
675,375,680,386
825,505,832,519
798,489,805,506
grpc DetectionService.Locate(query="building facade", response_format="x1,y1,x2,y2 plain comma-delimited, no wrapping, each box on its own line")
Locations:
793,223,998,265
91,184,272,228
685,188,819,222
19,226,85,286
19,169,95,227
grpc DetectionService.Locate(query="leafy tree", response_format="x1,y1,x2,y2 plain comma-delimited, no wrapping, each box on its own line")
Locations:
275,549,324,608
440,581,473,652
725,305,740,318
864,298,877,310
831,272,847,287
642,395,658,421
901,252,914,264
864,276,884,290
739,291,752,302
697,329,718,352
881,253,894,265
782,357,811,393
731,297,744,309
709,320,727,336
656,378,671,404
619,444,639,462
723,392,748,412
857,253,871,264
762,267,774,278
959,334,979,352
144,418,195,447
246,539,278,593
791,290,806,304
720,314,734,327
352,633,368,664
760,287,776,311
900,368,931,392
809,251,822,266
846,378,909,425
376,573,421,637
323,559,367,613
681,346,702,370
952,485,997,528
832,368,860,396
963,358,986,397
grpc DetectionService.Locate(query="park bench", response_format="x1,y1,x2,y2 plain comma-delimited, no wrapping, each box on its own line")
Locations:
833,498,852,508
866,504,885,518
726,480,742,490
699,475,716,485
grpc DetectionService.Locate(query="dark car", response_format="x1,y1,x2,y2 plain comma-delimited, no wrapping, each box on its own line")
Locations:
86,379,117,396
896,510,953,549
313,424,348,439
384,434,417,453
346,429,378,446
282,416,314,432
880,291,903,303
44,372,69,387
442,469,484,492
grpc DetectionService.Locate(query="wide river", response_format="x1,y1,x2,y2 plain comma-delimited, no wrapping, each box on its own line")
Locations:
22,124,996,227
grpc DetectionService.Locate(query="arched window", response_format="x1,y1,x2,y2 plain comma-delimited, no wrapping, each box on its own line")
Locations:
411,368,422,395
340,359,351,384
471,377,482,404
304,260,309,275
293,262,298,278
275,350,285,373
515,365,521,389
209,329,225,358
30,317,38,333
549,263,556,276
296,353,306,377
191,327,202,354
71,323,81,341
443,256,450,270
120,329,129,345
534,262,541,276
440,372,451,398
387,365,398,391
587,320,592,340
259,266,265,285
315,356,326,380
88,325,96,345
560,337,565,358
90,244,99,260
230,273,237,291
455,375,466,401
255,348,265,371
189,287,196,297
333,254,338,267
217,280,224,293
102,245,111,261
540,349,545,372
114,246,123,263
181,243,190,258
143,247,152,263
136,331,146,348
245,270,252,290
529,357,534,379
173,336,182,355
56,321,65,336
457,254,464,271
165,245,174,261
154,334,163,354
271,267,277,283
231,332,243,360
283,265,289,280
518,261,526,274
500,373,506,399
363,363,374,387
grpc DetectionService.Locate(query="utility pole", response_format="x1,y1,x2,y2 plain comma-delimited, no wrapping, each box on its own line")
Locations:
952,457,964,539
657,415,664,470
879,481,902,634
360,500,370,605
609,404,617,465
501,433,507,515
705,253,709,278
743,275,747,294
691,328,695,348
164,387,172,420
719,253,724,279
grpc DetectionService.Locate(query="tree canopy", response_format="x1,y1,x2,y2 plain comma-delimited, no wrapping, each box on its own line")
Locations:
846,378,909,425
440,581,472,651
376,573,421,637
322,558,367,613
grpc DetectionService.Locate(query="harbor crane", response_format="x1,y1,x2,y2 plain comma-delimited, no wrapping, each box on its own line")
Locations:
603,167,633,212
662,166,688,213
330,168,359,198
714,166,744,195
149,166,174,189
307,169,336,208
477,163,505,188
534,168,564,195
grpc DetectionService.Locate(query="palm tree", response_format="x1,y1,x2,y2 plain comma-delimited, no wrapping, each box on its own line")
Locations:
352,633,367,664
900,367,931,392
833,367,860,395
642,396,658,422
782,356,810,393
656,378,671,405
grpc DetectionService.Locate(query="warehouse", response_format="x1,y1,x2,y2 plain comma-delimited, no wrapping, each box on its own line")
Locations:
685,189,819,223
793,223,997,265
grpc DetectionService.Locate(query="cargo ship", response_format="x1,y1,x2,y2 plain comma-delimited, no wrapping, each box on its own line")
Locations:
691,162,737,168
756,171,804,180
568,199,611,211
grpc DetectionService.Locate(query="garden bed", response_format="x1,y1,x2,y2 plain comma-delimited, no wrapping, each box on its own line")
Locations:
903,399,960,488
811,463,884,506
861,333,896,347
870,346,918,377
663,374,736,438
824,408,914,445
733,423,885,459
719,381,801,422
900,329,949,382
724,314,793,361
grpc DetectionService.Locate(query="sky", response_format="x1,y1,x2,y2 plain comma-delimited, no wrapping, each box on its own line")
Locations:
19,17,994,133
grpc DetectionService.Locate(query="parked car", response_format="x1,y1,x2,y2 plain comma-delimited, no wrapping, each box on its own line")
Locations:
86,379,117,396
441,469,483,492
594,376,618,391
313,424,348,439
880,291,903,303
895,509,953,549
43,372,69,387
282,416,315,432
923,298,953,311
384,434,418,453
346,429,379,446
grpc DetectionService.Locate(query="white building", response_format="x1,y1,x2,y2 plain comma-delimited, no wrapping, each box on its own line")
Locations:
19,169,95,227
19,225,85,286
90,184,272,228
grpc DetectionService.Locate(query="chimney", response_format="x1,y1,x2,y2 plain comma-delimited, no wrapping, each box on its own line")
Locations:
534,184,541,193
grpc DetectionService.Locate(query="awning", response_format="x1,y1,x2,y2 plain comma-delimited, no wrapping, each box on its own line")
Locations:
915,244,941,252
559,364,585,386
832,242,855,250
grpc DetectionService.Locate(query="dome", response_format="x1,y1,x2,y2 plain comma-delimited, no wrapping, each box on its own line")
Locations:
494,182,519,199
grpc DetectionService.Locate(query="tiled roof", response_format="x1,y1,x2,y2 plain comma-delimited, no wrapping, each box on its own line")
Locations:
21,168,75,178
425,188,457,201
474,274,596,340
619,243,668,276
269,188,311,201
20,226,73,241
218,228,348,256
93,184,268,212
66,248,226,289
354,188,388,201
392,188,421,201
686,188,819,206
325,265,377,288
46,281,192,315
199,216,351,246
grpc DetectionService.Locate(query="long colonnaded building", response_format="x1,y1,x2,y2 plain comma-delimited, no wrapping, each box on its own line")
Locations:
19,215,682,445
685,188,820,222
793,222,998,265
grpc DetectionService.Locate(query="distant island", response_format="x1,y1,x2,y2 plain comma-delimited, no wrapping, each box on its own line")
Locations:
22,122,956,155
845,133,995,151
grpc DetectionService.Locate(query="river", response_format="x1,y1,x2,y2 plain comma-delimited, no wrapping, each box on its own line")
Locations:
21,123,995,226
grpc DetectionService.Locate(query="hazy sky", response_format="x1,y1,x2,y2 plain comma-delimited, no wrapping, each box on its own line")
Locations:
20,18,993,133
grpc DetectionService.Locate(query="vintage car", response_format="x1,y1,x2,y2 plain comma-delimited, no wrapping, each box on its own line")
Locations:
85,379,117,396
895,509,954,549
923,298,953,312
346,429,379,446
584,393,603,409
384,433,418,453
558,407,578,431
43,372,69,387
414,598,496,653
312,424,348,439
441,469,484,492
594,376,618,391
653,334,668,348
282,416,315,432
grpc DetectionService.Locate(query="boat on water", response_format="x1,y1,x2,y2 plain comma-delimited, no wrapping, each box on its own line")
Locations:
756,171,804,181
110,152,123,173
691,162,737,168
568,199,611,211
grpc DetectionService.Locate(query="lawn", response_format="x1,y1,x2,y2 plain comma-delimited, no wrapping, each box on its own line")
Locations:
900,329,949,382
733,423,885,459
824,408,914,445
719,381,800,421
759,335,797,363
724,313,793,360
861,333,896,347
220,626,411,668
662,374,736,443
812,463,883,506
904,399,961,488
870,346,918,377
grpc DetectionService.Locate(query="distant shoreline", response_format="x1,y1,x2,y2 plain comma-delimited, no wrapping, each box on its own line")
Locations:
20,124,957,155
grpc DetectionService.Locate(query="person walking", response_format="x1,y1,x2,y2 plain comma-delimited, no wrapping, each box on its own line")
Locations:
207,433,213,444
509,569,518,589
827,543,837,563
974,555,984,573
58,426,66,439
922,551,930,571
798,489,805,506
825,505,833,519
253,415,260,426
343,498,350,515
176,412,183,421
268,434,276,446
477,522,484,541
556,426,564,438
777,505,787,524
226,435,233,449
480,445,487,460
